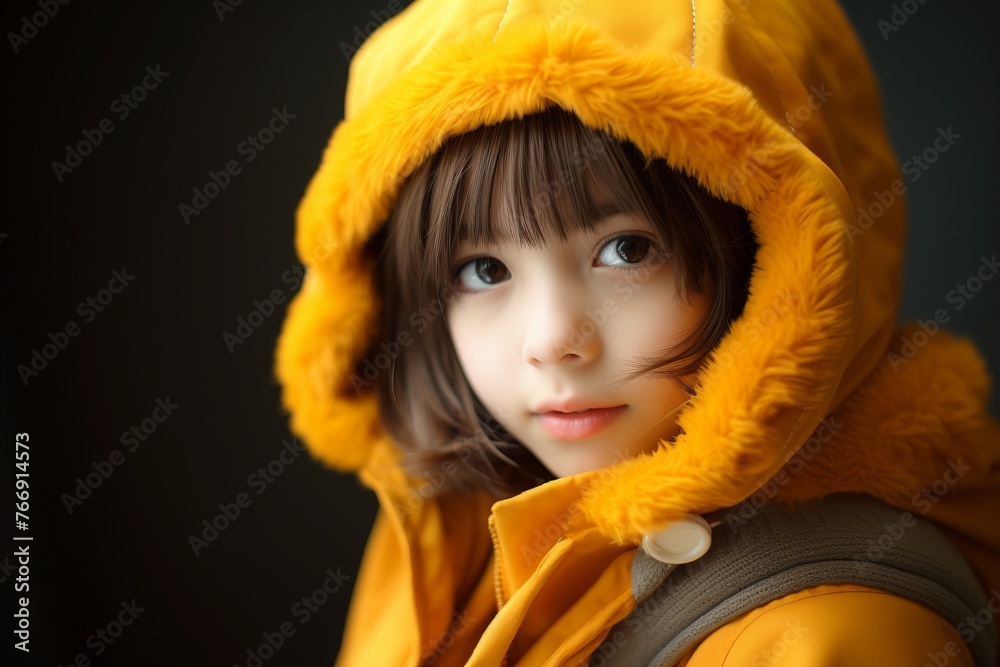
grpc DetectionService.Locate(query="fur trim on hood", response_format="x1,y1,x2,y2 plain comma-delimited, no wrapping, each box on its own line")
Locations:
275,0,1000,586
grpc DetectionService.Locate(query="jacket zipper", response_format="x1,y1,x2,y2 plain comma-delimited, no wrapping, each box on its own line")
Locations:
487,513,506,611
487,513,510,667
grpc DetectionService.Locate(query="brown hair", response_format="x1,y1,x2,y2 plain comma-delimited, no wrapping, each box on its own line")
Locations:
361,106,758,497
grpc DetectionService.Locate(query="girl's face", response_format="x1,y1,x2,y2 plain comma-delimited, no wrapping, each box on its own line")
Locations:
446,212,708,478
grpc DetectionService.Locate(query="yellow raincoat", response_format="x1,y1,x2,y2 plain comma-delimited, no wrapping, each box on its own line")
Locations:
275,0,1000,663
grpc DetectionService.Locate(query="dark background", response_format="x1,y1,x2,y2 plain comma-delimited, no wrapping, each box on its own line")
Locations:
1,1,997,665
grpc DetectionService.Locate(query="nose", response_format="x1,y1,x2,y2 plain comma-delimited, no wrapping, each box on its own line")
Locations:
522,287,602,367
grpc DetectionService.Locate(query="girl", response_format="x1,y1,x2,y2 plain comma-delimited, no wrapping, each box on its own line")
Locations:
276,0,1000,664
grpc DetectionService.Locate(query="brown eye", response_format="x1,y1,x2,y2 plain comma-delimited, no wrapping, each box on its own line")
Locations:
598,235,653,266
455,257,510,291
616,236,649,263
475,258,508,283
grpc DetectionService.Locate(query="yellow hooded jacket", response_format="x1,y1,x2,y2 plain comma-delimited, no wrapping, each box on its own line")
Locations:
275,0,1000,664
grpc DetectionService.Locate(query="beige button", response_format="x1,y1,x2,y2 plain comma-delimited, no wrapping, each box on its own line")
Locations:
641,514,713,564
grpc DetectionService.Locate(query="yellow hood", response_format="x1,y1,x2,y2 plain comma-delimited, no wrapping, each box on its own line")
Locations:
275,0,1000,590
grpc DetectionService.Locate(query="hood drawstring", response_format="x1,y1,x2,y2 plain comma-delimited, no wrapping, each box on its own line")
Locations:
494,0,514,42
690,0,697,67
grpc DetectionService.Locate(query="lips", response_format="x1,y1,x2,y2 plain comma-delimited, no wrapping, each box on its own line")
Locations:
534,405,627,440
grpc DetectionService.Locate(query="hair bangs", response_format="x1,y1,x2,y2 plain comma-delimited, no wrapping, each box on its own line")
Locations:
422,109,659,291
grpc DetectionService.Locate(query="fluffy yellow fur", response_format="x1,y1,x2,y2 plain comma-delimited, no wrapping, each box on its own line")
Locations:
273,16,994,550
779,327,999,503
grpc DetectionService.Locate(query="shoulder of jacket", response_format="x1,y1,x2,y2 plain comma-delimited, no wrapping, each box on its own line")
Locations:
679,583,975,667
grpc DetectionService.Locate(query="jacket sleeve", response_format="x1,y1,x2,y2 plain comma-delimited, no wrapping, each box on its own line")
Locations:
677,584,975,667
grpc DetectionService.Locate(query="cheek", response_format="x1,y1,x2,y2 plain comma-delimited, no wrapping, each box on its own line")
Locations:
613,277,705,356
447,308,512,402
